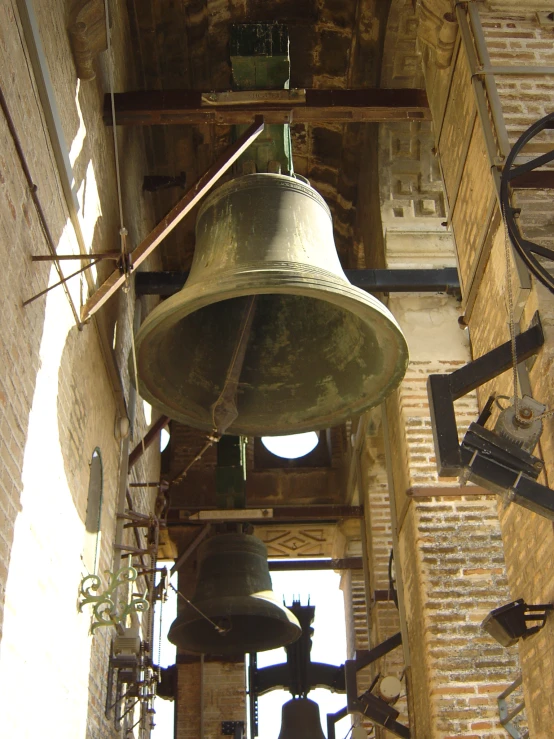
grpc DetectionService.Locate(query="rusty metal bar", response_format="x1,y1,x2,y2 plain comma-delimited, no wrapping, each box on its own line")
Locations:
31,251,121,261
23,259,101,306
167,505,364,525
267,557,363,571
80,117,265,322
170,524,211,575
407,484,493,497
103,88,430,126
128,415,170,469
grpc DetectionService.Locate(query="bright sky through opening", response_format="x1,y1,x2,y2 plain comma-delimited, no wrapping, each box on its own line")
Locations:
261,431,319,459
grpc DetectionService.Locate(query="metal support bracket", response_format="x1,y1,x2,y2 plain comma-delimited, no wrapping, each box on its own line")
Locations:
327,633,410,739
427,315,554,519
497,675,529,739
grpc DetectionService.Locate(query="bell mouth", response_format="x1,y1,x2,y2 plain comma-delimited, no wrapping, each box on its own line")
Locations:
134,265,408,436
167,593,302,656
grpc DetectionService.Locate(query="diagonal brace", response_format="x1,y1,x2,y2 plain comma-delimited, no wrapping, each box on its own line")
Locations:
80,117,265,322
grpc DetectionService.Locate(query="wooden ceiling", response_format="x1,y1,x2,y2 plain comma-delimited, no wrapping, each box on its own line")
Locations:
125,0,392,272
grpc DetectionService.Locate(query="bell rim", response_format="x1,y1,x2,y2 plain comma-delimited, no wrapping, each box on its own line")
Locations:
135,265,409,435
167,593,302,655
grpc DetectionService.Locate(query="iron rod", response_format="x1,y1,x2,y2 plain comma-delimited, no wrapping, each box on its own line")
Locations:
267,557,363,571
128,415,170,468
80,117,265,321
31,252,120,261
23,259,100,306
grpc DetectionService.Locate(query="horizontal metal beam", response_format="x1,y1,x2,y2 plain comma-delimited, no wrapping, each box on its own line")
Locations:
267,557,363,571
104,88,430,126
135,269,460,297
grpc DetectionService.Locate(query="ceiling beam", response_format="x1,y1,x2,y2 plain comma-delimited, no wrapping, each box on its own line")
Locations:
166,505,364,525
103,88,430,126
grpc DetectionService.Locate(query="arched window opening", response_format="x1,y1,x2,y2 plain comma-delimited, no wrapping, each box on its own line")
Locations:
83,448,103,574
261,432,319,459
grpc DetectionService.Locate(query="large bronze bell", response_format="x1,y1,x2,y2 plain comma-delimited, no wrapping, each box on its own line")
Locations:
168,533,301,655
277,698,326,739
135,174,408,436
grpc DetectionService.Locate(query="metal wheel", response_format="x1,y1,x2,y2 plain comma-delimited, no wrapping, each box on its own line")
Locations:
500,111,554,294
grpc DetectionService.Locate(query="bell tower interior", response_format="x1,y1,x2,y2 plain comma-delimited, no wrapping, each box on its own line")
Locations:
1,1,554,738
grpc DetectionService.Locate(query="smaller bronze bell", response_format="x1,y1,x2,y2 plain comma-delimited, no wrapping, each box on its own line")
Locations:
168,533,301,656
277,698,326,739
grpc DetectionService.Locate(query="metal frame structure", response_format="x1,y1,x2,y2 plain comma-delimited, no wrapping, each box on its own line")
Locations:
327,633,410,739
497,675,529,739
249,603,409,739
426,316,554,520
80,117,265,321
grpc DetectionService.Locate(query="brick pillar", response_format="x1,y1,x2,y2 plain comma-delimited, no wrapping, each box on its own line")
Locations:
176,660,246,739
384,292,520,738
412,3,554,736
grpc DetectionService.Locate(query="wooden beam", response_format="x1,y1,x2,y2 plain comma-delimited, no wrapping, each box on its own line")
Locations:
406,485,493,497
166,505,364,525
267,557,363,571
103,88,430,126
80,117,265,322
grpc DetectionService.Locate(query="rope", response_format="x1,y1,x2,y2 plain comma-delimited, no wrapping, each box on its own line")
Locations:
168,582,229,634
170,434,220,486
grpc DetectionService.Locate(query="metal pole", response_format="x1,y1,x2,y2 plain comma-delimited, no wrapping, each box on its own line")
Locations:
111,299,142,622
22,259,101,306
380,405,411,668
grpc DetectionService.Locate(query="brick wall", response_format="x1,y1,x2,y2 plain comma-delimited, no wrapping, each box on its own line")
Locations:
388,353,521,738
381,290,520,739
0,1,160,737
359,417,410,738
417,4,554,736
176,660,246,739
